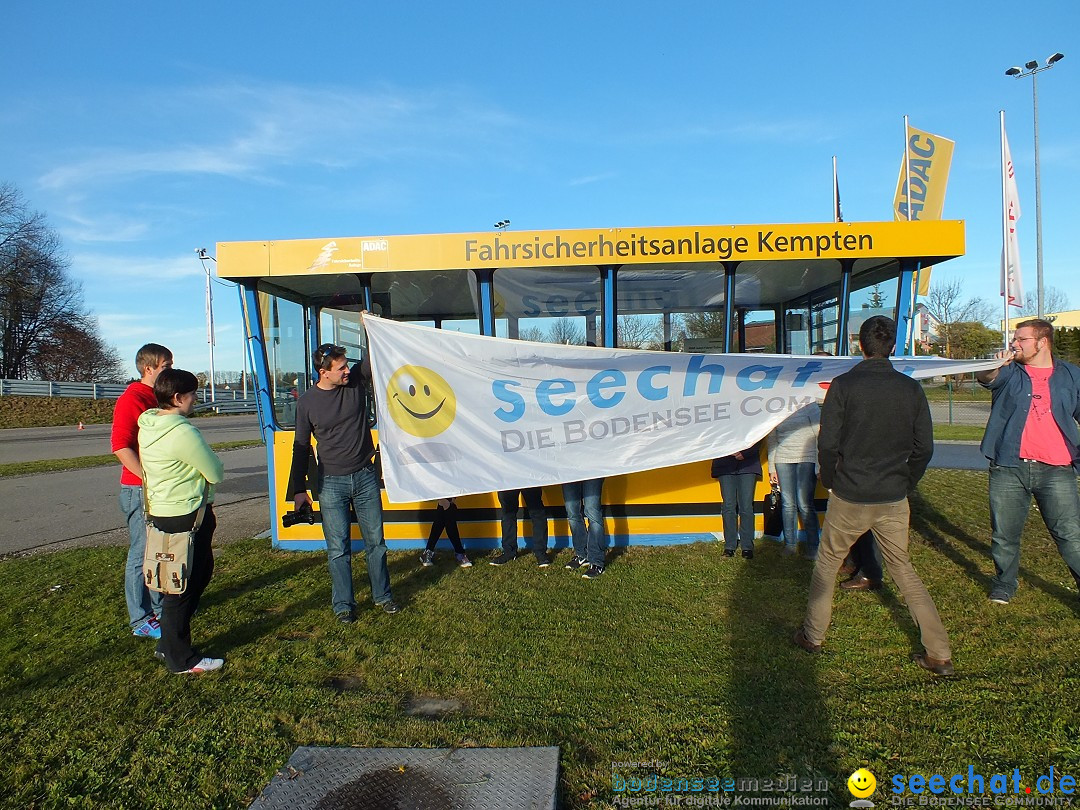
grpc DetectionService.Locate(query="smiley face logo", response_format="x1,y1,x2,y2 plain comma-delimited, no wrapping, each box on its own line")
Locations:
387,365,456,438
848,768,876,799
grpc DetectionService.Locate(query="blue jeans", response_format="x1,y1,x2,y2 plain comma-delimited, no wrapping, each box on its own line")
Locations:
718,474,757,552
989,461,1080,598
120,485,163,628
498,488,548,558
319,464,392,613
775,462,820,553
562,478,606,567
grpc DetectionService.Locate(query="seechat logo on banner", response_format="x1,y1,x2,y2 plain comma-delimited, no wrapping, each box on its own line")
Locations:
387,365,457,438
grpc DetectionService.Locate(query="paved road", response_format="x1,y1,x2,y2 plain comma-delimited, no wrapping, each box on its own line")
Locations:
929,441,986,471
0,427,988,558
0,415,263,464
0,445,270,557
928,400,990,427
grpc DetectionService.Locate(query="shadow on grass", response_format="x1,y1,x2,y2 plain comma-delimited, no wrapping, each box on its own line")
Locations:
725,543,838,800
911,488,1080,614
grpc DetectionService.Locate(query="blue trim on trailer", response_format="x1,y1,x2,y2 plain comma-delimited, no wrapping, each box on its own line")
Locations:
601,266,617,348
275,532,728,553
239,282,282,547
896,258,918,355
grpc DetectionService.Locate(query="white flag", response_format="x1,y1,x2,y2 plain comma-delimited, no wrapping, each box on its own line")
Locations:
1001,127,1024,308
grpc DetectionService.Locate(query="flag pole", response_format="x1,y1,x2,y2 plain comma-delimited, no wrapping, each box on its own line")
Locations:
832,155,841,222
1000,110,1010,351
903,116,921,354
903,116,911,223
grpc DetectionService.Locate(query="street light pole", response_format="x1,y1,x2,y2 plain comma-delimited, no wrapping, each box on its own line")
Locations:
1005,52,1065,321
196,248,217,403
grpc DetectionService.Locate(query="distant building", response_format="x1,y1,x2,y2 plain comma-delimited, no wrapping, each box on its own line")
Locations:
1002,309,1080,332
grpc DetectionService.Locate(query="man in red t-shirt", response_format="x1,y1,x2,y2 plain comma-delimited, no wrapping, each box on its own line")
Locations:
111,343,173,637
977,319,1080,605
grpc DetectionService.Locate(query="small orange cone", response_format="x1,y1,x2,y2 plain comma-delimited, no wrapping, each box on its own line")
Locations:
77,421,84,430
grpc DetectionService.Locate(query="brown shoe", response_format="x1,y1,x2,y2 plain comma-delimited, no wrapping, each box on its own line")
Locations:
839,560,857,577
913,653,954,677
792,627,822,654
840,574,882,591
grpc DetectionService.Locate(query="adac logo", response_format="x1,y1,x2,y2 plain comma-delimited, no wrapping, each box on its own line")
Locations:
848,768,876,808
387,365,456,438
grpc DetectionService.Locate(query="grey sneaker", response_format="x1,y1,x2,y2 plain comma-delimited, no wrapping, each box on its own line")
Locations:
989,591,1011,605
379,600,402,615
455,553,473,568
180,657,224,675
419,549,435,567
489,552,516,566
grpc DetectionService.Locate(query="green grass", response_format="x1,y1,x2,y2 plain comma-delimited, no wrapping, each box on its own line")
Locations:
2,468,1079,809
933,424,985,442
0,440,264,478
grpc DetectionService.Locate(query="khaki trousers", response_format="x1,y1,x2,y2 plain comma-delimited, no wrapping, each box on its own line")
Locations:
802,493,951,661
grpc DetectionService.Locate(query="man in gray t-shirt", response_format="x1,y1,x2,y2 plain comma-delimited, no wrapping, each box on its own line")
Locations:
287,342,400,622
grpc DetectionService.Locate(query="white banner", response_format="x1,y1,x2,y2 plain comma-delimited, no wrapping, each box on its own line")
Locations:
364,316,999,503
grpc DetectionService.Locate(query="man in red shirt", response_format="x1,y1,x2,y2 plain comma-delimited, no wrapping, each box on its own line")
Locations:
111,343,173,638
977,319,1080,604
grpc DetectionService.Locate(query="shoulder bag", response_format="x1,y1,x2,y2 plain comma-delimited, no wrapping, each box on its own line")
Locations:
142,478,208,595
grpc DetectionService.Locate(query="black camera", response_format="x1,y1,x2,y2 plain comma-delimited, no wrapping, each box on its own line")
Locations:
282,502,316,528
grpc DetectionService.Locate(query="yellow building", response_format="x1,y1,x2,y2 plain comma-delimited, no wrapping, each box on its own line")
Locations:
1002,310,1080,333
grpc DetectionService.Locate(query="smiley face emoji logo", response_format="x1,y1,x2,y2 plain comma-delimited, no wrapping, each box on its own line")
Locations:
387,365,456,438
848,768,876,799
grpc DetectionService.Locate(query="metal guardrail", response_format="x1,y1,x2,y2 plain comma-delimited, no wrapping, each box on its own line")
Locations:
0,378,259,408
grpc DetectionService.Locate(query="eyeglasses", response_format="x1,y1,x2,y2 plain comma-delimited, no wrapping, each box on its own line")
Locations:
1010,337,1038,345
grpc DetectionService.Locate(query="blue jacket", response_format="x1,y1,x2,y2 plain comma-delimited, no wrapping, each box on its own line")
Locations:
979,359,1080,472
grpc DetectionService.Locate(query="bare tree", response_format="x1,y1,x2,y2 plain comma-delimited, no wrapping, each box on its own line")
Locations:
617,315,662,349
1019,286,1071,318
927,279,993,326
547,318,585,346
517,326,546,343
30,314,126,382
0,183,122,380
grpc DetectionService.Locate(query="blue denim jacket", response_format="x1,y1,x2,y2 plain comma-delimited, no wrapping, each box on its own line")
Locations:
979,359,1080,471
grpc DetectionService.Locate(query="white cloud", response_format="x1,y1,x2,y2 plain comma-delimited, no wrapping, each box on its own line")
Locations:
37,81,522,193
569,172,617,187
71,252,206,283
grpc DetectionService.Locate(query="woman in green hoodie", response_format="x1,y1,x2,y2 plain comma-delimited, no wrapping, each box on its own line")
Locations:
138,369,225,675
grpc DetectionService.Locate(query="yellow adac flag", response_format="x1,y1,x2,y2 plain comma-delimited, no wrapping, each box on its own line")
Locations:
893,123,955,295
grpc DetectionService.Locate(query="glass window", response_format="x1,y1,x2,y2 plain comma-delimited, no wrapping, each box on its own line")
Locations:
783,303,812,354
616,265,726,352
810,294,840,354
847,261,900,355
370,269,479,331
494,267,600,345
257,288,308,427
738,309,777,353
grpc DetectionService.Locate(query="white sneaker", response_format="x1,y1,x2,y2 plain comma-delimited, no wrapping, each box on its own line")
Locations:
455,553,472,568
181,657,224,675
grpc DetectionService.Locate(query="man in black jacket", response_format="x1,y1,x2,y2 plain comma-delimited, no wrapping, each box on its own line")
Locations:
792,316,953,676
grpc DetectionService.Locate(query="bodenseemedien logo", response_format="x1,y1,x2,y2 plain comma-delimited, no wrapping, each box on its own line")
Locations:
848,768,876,808
387,365,457,438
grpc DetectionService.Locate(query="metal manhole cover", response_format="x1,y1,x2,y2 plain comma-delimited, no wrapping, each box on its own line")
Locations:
249,746,559,810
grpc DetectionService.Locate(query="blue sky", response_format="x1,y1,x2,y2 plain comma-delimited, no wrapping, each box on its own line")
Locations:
3,1,1078,377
